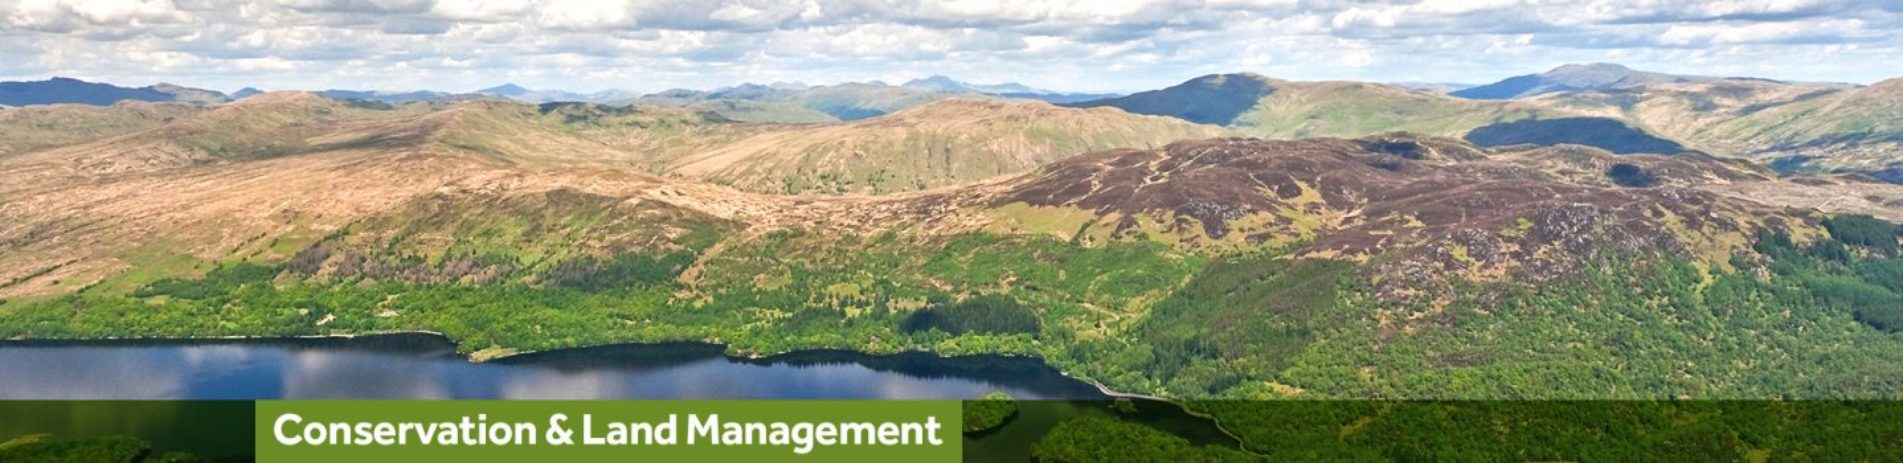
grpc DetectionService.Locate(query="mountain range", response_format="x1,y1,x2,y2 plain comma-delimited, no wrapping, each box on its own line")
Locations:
0,77,229,106
1449,63,1725,100
3,64,1903,402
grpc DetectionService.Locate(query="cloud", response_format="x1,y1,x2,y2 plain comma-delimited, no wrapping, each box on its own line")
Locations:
0,0,1896,93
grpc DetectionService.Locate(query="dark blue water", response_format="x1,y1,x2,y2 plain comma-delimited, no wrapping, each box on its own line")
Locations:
0,334,1107,400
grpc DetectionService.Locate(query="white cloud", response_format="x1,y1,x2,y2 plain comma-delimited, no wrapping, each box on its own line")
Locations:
429,0,532,21
0,0,1896,93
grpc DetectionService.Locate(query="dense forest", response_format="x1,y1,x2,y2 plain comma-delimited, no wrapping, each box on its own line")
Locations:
1018,401,1903,462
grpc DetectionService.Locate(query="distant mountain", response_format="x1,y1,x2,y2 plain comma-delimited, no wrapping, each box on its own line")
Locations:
629,81,955,122
0,77,230,106
1390,82,1478,94
1517,73,1898,179
902,75,1034,94
474,83,602,103
231,87,265,99
319,84,613,105
1451,63,1719,100
1069,73,1681,155
316,89,458,104
1066,73,1278,125
476,83,531,96
901,75,1117,104
707,83,793,100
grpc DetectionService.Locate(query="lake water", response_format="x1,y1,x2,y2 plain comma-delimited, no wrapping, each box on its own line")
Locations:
0,334,1243,461
0,334,1107,400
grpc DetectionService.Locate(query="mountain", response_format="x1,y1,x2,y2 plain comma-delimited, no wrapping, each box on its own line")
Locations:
0,77,230,106
231,87,265,99
662,98,1230,194
1451,63,1718,100
475,83,532,97
0,101,204,156
901,75,1119,104
1390,82,1478,94
1069,73,1682,155
1696,78,1903,173
428,97,1225,194
6,106,1903,402
1066,73,1278,125
474,83,603,103
6,93,1221,196
903,75,1031,93
631,81,957,122
315,89,470,104
1518,74,1898,178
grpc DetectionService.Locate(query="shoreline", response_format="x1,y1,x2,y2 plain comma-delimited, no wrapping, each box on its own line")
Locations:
0,330,1256,452
0,330,1145,395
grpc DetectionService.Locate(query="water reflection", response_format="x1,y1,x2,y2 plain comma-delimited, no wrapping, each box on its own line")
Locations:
0,335,1106,400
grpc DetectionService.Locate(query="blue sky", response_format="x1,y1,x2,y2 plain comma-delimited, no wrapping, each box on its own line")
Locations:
3,0,1900,94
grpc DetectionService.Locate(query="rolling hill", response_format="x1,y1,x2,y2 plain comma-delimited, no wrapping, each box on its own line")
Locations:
0,101,204,156
0,93,1225,196
1068,73,1684,155
412,97,1224,194
1521,74,1901,179
661,98,1230,194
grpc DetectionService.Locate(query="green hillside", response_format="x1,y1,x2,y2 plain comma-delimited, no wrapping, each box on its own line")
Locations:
7,135,1902,400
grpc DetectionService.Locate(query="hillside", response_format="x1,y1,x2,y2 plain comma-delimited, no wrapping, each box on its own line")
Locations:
1524,77,1902,179
1703,78,1903,175
0,95,1224,197
0,92,439,180
0,102,203,156
1070,74,1681,154
4,116,1903,400
373,98,1220,194
663,98,1230,194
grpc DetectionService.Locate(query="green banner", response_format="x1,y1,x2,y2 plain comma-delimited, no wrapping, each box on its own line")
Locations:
255,401,960,462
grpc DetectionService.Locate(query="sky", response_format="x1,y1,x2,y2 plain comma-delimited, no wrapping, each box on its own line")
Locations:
2,0,1901,94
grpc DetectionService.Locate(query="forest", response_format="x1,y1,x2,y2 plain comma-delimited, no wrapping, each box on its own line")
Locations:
1023,401,1903,462
3,213,1902,401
